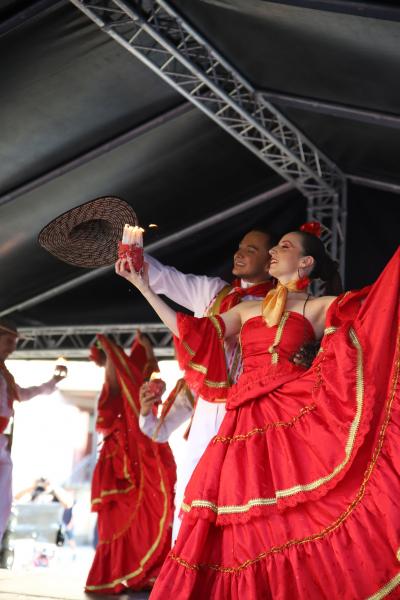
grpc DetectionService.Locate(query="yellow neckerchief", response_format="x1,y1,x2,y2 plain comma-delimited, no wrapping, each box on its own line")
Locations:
0,361,19,404
262,281,304,327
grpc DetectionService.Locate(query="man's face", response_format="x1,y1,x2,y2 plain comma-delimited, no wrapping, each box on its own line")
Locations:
232,231,272,282
0,333,18,361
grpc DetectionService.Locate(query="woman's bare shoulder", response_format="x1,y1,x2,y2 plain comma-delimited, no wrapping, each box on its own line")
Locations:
307,295,337,313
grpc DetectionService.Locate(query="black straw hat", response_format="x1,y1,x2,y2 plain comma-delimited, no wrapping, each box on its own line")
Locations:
38,196,138,268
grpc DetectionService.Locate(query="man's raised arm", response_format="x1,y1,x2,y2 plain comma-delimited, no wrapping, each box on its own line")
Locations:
145,254,227,315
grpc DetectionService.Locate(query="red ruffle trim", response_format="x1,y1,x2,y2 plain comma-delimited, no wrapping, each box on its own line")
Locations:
91,425,136,511
150,346,400,599
87,439,176,593
174,313,230,401
180,322,376,523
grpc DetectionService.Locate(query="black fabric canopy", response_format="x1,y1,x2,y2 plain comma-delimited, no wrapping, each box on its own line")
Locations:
0,0,398,327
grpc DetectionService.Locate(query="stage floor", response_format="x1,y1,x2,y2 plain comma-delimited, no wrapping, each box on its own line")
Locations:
0,568,150,600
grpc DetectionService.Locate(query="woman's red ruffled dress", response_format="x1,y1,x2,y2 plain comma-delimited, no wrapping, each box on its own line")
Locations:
151,248,400,600
86,337,176,594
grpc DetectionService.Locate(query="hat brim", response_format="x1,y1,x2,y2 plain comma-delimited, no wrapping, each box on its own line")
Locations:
0,325,20,338
38,196,138,268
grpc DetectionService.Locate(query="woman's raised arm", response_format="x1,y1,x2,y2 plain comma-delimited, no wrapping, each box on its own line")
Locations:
116,258,179,336
116,258,243,340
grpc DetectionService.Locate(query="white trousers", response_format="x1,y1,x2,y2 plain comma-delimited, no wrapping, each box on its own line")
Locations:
0,435,12,542
172,398,226,543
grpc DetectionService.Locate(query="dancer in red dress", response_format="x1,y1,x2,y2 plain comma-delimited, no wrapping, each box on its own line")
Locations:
86,334,176,594
116,228,400,600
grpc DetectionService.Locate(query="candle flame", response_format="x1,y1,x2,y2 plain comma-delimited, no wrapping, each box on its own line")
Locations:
56,356,68,367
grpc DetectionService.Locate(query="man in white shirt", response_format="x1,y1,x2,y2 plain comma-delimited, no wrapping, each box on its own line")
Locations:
139,377,194,542
139,378,194,444
144,228,274,539
0,319,65,544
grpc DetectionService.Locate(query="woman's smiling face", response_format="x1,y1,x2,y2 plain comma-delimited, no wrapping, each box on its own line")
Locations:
269,232,314,283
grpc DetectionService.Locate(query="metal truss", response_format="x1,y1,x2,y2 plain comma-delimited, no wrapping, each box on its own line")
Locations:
0,182,292,318
14,324,174,360
69,0,347,279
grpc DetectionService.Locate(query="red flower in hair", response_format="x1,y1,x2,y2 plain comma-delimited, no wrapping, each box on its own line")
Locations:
300,221,322,238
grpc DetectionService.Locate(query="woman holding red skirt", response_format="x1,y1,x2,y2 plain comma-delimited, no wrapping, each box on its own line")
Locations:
116,226,400,600
86,334,176,594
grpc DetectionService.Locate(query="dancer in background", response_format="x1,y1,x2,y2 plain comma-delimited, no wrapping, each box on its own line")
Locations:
86,332,176,594
0,318,66,546
117,226,400,599
139,375,195,542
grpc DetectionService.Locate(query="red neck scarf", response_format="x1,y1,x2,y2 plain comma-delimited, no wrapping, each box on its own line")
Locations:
219,279,274,314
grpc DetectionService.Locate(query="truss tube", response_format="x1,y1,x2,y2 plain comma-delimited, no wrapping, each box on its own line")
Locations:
14,323,174,360
0,102,191,208
347,174,400,194
254,0,400,22
261,90,400,130
0,182,292,317
12,348,175,359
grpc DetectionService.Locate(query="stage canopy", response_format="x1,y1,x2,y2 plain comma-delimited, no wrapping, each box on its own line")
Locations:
0,0,399,329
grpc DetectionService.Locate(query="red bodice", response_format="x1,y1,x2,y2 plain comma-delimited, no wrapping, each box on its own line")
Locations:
241,312,314,373
227,313,314,410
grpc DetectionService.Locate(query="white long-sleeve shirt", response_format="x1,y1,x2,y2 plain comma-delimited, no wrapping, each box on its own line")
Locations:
139,386,194,443
145,254,227,318
0,372,57,419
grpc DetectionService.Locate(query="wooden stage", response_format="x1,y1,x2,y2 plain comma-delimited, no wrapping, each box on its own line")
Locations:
0,569,150,600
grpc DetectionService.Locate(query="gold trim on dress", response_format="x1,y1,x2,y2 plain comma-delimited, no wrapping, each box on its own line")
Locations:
187,360,230,388
182,316,229,387
120,378,139,417
182,340,195,356
114,346,139,387
86,455,170,590
183,326,365,512
96,446,145,543
182,497,278,515
268,312,290,365
365,574,400,600
91,483,135,506
209,315,225,340
324,326,337,335
171,327,400,574
214,404,316,443
92,453,134,506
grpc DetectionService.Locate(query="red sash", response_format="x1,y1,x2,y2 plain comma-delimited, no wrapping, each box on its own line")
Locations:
219,279,274,313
